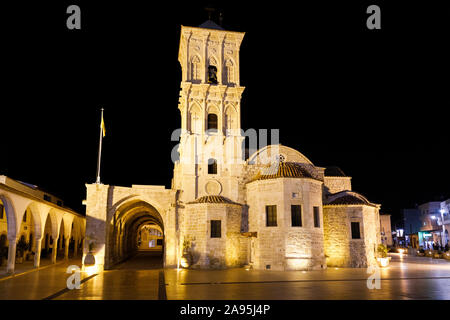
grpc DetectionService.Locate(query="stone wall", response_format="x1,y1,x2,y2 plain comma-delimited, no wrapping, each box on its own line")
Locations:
182,203,247,268
323,206,351,267
323,177,352,195
246,177,326,271
323,205,380,268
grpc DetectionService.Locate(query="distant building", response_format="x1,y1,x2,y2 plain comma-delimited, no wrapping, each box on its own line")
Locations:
379,214,393,246
440,199,450,246
418,202,443,249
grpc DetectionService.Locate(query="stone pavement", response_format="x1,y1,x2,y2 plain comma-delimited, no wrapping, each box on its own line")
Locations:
0,258,84,299
1,252,450,300
56,252,163,300
164,253,450,300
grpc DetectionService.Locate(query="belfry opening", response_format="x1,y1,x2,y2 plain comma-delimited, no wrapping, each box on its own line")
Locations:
107,200,165,270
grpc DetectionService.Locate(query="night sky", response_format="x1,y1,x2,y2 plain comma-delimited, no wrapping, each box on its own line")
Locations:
2,1,449,224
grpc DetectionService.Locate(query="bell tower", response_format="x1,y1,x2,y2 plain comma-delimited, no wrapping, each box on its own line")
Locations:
173,21,246,203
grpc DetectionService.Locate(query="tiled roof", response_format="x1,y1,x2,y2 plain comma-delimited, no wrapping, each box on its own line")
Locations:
324,191,377,207
253,162,318,181
326,195,369,206
188,195,241,205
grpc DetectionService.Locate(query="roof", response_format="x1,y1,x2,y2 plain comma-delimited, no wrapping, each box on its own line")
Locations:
324,190,378,207
324,166,347,177
188,195,242,205
198,20,224,30
252,162,318,182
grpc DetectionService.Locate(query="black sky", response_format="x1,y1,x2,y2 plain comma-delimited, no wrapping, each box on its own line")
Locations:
2,1,449,222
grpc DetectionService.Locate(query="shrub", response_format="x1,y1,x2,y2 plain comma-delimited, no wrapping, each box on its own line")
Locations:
377,244,388,258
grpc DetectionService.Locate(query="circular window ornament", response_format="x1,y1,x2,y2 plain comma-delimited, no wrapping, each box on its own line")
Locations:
205,180,222,195
277,154,286,162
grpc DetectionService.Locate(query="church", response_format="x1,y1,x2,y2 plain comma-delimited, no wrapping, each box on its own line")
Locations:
83,20,381,272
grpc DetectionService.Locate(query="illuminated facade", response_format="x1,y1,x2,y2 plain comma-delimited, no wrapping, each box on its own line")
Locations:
84,21,381,271
0,175,85,274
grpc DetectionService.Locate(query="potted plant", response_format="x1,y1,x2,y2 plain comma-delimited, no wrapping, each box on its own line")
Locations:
444,251,450,260
376,244,390,267
433,250,442,259
16,237,29,264
84,241,96,266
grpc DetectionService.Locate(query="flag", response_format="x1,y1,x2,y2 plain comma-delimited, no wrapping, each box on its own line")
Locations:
101,112,106,137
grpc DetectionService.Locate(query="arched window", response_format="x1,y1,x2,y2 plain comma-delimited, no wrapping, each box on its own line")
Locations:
207,113,218,132
191,56,201,81
190,105,201,134
207,65,218,84
208,158,217,174
225,60,234,84
224,107,236,134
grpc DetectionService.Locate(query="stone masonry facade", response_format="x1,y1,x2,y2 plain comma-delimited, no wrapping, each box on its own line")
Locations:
83,21,381,272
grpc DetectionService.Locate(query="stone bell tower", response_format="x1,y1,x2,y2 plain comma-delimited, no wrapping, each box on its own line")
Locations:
172,20,246,203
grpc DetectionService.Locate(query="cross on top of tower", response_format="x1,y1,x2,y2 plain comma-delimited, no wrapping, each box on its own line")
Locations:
199,4,224,30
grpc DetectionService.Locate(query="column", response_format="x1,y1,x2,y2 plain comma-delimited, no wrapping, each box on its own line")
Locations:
34,236,43,268
73,238,78,258
52,236,59,263
64,237,70,260
6,237,17,274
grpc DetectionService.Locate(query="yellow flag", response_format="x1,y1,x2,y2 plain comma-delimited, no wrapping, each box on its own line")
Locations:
101,113,106,137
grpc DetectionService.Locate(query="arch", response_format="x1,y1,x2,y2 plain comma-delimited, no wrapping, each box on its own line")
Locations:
224,58,235,84
189,103,202,134
207,113,218,131
27,202,50,240
0,194,16,240
106,199,166,269
207,104,219,132
224,104,237,133
208,56,218,67
208,158,218,174
190,55,201,81
206,104,220,114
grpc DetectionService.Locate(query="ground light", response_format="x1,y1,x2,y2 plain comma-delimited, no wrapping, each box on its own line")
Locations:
84,264,99,277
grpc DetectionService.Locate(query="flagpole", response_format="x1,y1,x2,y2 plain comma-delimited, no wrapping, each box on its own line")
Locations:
96,108,104,184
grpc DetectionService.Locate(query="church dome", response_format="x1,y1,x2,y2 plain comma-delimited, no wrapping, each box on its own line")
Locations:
188,195,242,205
324,166,347,177
253,162,317,181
